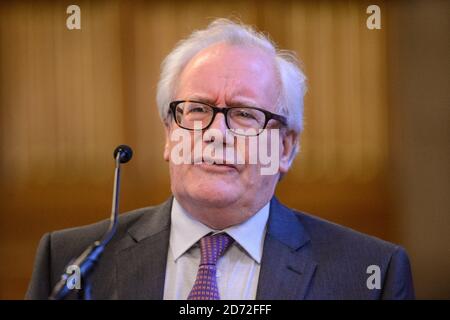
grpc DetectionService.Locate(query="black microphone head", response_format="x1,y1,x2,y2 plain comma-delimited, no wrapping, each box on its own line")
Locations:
113,145,133,163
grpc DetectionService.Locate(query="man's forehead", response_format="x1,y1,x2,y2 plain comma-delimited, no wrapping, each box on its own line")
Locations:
176,82,276,109
177,43,280,107
182,42,275,74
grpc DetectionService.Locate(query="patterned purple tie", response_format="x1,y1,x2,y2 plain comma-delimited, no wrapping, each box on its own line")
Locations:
187,233,234,300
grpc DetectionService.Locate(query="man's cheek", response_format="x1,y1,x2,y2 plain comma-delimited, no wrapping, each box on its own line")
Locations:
167,128,195,165
234,138,254,165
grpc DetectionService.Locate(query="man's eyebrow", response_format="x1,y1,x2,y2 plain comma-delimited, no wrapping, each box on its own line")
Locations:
227,98,260,109
184,95,260,108
185,95,214,103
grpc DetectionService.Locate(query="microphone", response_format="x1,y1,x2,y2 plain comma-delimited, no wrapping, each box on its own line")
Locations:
49,145,133,300
114,145,133,164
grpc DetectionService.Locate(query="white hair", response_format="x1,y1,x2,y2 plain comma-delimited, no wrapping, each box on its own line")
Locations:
156,18,307,164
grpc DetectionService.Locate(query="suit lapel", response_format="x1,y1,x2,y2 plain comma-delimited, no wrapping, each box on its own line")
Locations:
256,197,317,300
115,197,173,299
113,196,316,300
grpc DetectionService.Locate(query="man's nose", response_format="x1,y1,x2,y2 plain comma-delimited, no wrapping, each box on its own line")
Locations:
207,112,228,134
203,111,231,145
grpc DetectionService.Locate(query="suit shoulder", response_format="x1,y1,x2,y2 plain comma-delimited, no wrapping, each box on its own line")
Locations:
50,204,163,247
292,209,401,255
276,204,414,299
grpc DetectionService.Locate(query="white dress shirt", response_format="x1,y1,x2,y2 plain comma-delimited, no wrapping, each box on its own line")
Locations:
163,197,270,300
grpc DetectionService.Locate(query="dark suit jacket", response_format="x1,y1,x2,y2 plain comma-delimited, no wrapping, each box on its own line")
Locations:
25,197,415,299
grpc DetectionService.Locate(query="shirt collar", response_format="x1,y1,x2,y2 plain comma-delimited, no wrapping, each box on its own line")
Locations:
170,197,270,264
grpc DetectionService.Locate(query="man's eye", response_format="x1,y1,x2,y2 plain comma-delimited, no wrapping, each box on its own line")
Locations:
236,110,256,119
191,107,206,112
187,106,207,113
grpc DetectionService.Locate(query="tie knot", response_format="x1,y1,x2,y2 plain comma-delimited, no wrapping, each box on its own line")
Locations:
199,233,234,266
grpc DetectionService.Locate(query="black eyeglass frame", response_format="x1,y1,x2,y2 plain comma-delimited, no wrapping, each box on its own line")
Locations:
168,100,287,134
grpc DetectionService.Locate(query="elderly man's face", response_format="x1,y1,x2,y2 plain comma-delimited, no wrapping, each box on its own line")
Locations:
163,43,295,227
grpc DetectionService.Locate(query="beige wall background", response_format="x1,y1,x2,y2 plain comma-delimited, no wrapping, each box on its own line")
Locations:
0,0,448,299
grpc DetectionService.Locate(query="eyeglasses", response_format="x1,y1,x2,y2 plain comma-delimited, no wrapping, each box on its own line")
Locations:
169,100,287,136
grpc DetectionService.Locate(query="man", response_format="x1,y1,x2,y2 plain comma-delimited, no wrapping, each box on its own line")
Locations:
26,19,414,299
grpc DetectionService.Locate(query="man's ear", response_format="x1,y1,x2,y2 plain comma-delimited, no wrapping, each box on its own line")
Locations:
279,130,298,174
163,124,171,162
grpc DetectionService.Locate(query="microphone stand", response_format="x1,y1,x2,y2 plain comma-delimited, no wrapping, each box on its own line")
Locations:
49,146,131,300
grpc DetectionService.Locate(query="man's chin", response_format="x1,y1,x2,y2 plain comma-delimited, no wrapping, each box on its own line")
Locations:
188,187,239,208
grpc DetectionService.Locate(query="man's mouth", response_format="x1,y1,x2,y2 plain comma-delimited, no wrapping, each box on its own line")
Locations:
193,156,239,172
